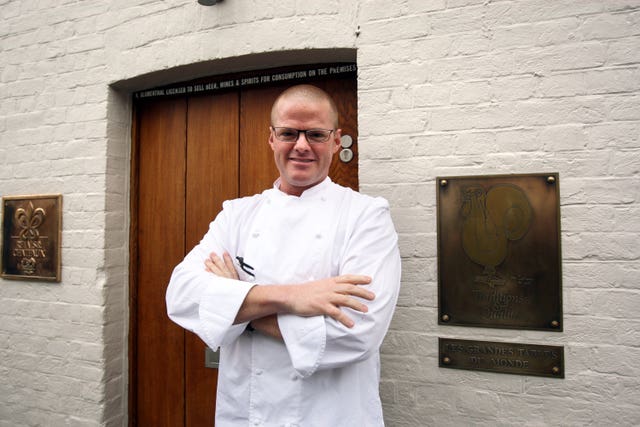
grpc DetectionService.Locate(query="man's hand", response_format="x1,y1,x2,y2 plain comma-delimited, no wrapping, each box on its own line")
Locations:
237,275,375,329
204,252,239,280
250,314,282,340
282,275,374,328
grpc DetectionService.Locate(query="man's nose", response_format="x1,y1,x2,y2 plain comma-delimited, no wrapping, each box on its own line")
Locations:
293,131,311,149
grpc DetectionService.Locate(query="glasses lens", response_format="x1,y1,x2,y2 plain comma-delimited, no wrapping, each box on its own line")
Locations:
306,130,331,143
275,128,299,142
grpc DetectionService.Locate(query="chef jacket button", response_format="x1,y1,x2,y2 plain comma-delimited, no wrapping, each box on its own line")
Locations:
291,373,299,381
315,233,322,239
252,232,259,238
255,369,263,376
321,196,326,201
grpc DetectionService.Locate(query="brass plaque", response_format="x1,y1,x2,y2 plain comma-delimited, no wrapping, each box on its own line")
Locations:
2,195,62,282
439,338,564,378
437,174,562,331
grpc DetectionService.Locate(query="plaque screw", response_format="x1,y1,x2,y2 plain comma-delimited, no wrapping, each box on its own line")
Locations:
440,179,448,187
441,314,450,322
551,320,559,328
443,357,451,365
547,175,556,184
552,366,560,375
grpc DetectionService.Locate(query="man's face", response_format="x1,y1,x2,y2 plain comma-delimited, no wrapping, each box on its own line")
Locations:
269,97,341,196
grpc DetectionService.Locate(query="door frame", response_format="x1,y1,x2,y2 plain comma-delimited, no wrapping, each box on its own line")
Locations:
128,100,141,426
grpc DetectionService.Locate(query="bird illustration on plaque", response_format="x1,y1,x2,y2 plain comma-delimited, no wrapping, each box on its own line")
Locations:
437,174,562,331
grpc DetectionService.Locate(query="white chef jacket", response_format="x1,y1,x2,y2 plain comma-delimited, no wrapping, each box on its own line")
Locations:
166,177,401,427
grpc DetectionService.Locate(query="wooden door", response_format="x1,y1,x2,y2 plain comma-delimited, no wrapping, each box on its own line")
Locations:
131,74,357,426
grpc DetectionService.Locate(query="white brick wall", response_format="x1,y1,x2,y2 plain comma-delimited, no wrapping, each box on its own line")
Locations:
1,0,639,425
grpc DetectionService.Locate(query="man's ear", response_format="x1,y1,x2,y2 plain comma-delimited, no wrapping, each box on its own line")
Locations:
332,128,342,153
268,129,276,151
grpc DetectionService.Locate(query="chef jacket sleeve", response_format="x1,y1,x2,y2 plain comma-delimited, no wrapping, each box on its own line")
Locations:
278,196,401,377
166,201,255,350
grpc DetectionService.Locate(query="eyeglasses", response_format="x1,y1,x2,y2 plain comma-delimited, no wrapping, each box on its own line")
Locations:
270,127,334,144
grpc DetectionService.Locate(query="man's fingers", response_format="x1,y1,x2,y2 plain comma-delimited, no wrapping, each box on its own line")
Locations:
205,253,223,273
336,284,375,301
325,304,355,328
322,294,370,328
333,294,369,313
333,275,375,300
205,252,240,280
222,252,239,280
209,252,222,266
336,274,372,285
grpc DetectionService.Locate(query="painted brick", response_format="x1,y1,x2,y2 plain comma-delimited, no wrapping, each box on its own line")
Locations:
1,1,640,426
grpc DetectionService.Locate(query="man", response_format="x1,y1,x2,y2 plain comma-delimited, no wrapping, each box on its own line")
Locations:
166,84,401,426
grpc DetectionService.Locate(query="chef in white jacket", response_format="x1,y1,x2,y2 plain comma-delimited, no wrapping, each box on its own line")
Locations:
166,84,401,427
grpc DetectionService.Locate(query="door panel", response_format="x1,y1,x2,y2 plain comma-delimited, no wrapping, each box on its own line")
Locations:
239,86,282,197
186,92,240,248
184,92,240,427
133,74,357,426
136,99,187,426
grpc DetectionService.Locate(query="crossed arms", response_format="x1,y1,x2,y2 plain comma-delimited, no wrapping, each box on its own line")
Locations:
205,251,375,339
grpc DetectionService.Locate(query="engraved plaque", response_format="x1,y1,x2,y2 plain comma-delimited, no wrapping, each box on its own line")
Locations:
439,338,564,378
2,195,62,282
437,174,562,331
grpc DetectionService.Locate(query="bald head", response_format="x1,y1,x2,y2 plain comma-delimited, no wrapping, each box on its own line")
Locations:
271,84,339,128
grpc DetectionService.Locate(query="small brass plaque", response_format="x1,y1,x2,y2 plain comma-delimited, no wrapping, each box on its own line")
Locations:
2,195,62,282
437,173,562,331
439,338,564,378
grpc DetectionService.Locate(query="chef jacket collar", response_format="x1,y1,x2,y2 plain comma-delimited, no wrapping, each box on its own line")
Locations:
272,177,332,199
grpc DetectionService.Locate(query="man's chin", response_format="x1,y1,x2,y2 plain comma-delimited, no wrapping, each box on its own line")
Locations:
283,175,323,189
286,171,316,184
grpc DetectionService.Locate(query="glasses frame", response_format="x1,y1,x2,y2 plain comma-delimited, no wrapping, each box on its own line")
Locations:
270,126,335,144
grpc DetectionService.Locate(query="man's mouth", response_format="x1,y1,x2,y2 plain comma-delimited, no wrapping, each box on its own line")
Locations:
289,157,314,163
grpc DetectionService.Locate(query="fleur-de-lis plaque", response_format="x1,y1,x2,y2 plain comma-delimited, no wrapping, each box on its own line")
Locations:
2,195,61,281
